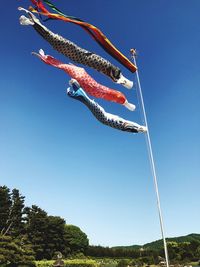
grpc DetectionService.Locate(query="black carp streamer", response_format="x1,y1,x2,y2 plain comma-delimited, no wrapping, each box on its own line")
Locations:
67,79,147,134
19,7,133,89
29,0,137,73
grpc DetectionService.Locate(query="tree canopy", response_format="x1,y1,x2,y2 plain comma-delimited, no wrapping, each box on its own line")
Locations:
0,185,200,265
0,185,89,264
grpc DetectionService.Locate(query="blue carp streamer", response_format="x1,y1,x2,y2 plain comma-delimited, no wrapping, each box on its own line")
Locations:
67,79,147,133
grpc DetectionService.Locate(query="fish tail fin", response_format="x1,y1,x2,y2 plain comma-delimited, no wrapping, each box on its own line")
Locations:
123,100,136,111
32,49,63,68
137,125,148,133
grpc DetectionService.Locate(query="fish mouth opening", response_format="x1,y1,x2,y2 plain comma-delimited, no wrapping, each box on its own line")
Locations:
66,87,75,96
18,7,39,25
69,79,80,90
67,79,80,97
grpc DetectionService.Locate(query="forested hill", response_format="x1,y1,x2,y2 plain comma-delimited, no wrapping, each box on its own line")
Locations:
113,233,200,250
143,233,200,250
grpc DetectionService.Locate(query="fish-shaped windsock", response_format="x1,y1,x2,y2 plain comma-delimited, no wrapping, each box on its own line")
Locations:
19,7,133,89
67,79,147,134
32,49,135,111
29,0,137,73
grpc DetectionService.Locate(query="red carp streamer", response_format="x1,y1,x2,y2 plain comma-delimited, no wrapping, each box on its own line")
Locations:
19,7,133,89
32,49,135,111
29,0,137,73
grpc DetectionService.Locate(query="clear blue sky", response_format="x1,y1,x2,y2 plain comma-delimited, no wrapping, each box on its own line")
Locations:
0,0,200,247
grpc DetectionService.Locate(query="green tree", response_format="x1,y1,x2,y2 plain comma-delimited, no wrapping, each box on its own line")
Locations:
196,245,200,258
24,205,49,260
45,215,69,259
0,185,91,261
0,186,12,235
64,224,89,254
0,186,25,237
189,240,200,260
10,188,25,237
24,206,72,259
0,234,35,266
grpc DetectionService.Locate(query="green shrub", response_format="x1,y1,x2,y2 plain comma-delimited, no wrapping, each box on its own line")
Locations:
36,259,98,267
0,235,35,266
97,258,118,267
117,259,131,267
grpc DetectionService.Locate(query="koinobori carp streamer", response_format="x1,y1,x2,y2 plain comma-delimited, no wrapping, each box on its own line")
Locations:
32,49,135,111
19,7,133,89
29,0,137,73
67,79,147,133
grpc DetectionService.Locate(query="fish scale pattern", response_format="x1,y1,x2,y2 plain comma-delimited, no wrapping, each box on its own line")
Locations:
67,81,146,133
19,8,133,88
33,20,121,82
33,51,127,105
89,101,128,131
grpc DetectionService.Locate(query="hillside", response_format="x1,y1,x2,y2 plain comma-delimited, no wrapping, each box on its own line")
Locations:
113,233,200,250
144,233,200,250
113,245,142,250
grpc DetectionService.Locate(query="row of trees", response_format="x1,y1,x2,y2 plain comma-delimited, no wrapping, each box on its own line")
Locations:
86,246,159,265
0,185,89,265
86,241,200,265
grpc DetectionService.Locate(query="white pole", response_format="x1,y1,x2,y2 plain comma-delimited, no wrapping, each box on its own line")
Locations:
131,50,170,267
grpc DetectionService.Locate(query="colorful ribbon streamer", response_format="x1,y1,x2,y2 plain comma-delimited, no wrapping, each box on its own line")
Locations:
29,0,137,73
19,7,133,89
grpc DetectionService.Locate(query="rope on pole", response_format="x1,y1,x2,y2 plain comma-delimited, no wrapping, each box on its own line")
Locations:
130,49,170,267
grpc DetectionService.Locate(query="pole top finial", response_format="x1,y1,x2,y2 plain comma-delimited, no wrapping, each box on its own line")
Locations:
130,48,137,58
